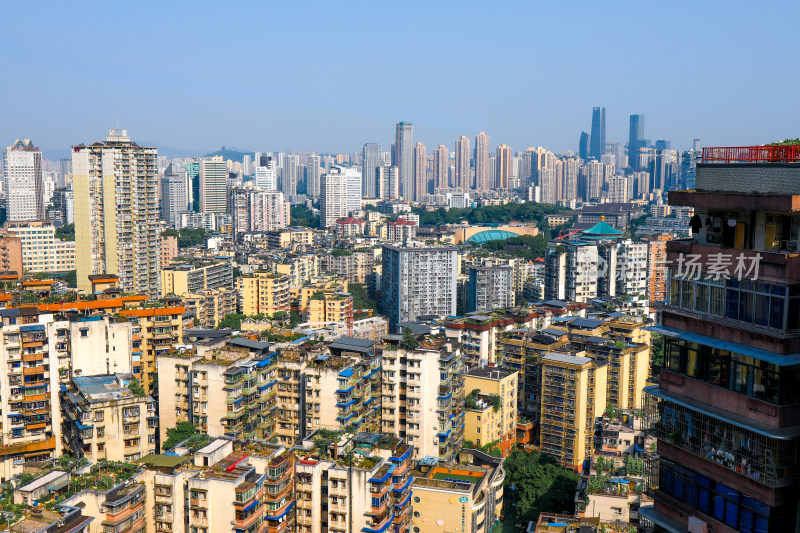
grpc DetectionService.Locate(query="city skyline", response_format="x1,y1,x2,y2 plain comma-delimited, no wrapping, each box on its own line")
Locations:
2,2,798,155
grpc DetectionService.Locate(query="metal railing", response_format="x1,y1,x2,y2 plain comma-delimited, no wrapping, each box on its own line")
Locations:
702,145,800,164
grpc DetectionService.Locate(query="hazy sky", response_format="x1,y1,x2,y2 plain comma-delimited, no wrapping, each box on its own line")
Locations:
2,1,798,157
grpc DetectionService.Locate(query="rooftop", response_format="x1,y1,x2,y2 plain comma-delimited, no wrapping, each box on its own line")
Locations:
465,366,516,381
73,374,140,401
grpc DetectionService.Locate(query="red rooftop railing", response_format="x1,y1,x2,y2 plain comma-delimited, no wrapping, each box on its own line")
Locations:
702,145,800,163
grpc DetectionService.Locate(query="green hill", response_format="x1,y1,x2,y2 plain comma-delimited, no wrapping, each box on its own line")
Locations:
202,146,252,163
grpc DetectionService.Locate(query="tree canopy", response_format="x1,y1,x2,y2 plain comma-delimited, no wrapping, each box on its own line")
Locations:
162,228,209,248
163,422,200,451
349,282,376,311
480,234,548,260
412,202,569,228
218,313,247,330
291,205,320,228
503,450,580,522
55,223,75,241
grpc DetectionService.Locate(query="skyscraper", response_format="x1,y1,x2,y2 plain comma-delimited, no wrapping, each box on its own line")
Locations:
455,136,470,190
361,143,382,198
475,132,490,191
254,154,276,190
561,157,579,201
376,164,399,199
279,153,300,197
302,152,321,197
628,114,645,170
395,122,413,198
72,129,161,296
495,144,511,188
199,156,228,213
160,173,188,224
579,131,591,161
230,188,289,238
413,142,427,201
3,139,44,221
433,145,449,192
320,166,361,227
381,243,458,326
589,106,606,160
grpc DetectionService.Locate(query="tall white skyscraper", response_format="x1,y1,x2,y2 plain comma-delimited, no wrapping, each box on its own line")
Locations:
303,153,321,197
199,156,228,213
362,143,382,198
160,173,189,224
279,153,300,197
413,142,427,201
433,145,449,191
394,122,413,198
320,166,361,227
3,139,44,221
376,164,399,199
255,154,276,190
455,136,470,190
72,129,161,296
475,132,490,191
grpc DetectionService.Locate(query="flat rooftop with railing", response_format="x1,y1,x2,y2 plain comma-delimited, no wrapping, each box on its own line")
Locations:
687,145,800,196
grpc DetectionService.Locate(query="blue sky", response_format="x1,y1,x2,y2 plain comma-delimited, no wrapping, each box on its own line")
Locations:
2,0,798,157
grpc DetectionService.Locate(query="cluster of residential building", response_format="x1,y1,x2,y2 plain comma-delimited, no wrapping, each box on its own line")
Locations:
3,128,799,533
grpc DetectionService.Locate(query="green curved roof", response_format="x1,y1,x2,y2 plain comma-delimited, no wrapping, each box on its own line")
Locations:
580,221,622,240
466,229,521,243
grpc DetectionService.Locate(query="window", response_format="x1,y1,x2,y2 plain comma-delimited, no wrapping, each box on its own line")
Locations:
94,411,104,422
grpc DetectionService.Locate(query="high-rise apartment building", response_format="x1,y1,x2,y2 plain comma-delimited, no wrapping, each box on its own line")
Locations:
395,122,413,198
475,132,490,190
321,166,361,227
254,154,276,190
541,352,608,469
579,131,591,161
3,139,44,222
607,175,631,203
279,152,300,197
160,172,188,224
380,335,465,460
199,155,228,214
628,114,645,170
230,188,289,238
589,106,606,160
467,264,515,312
561,156,579,201
640,145,800,533
375,164,399,199
380,243,457,326
455,136,470,190
0,309,62,480
361,143,381,198
413,142,426,201
72,129,161,296
300,152,321,197
495,144,511,189
433,145,449,191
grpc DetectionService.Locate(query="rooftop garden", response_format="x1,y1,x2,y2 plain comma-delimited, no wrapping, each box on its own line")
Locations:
43,460,140,510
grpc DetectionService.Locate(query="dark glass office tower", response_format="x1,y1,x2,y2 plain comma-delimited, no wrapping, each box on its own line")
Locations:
589,106,606,160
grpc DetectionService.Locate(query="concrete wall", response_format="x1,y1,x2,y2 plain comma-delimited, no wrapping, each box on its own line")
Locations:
696,164,800,194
